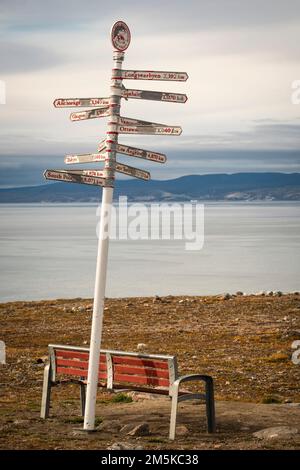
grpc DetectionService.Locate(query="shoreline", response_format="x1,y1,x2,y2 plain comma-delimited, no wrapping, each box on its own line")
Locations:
1,290,299,305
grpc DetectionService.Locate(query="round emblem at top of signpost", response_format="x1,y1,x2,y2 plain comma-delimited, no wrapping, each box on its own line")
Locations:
111,21,131,51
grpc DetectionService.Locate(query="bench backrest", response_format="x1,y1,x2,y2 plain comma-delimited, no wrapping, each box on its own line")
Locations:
48,344,178,393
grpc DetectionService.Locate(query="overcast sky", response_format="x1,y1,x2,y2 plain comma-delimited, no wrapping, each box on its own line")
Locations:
0,0,300,187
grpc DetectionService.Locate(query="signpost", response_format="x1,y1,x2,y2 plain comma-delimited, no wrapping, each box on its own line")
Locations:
70,106,111,121
116,123,182,135
44,169,111,187
45,20,188,432
114,162,150,180
122,88,187,103
54,97,110,108
65,153,106,164
116,143,167,163
112,69,188,81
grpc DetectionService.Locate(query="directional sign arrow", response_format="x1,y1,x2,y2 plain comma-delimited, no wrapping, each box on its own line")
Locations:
116,143,166,163
53,97,110,108
118,116,165,127
63,165,150,180
43,170,113,187
113,69,188,81
122,88,187,103
70,107,110,121
66,169,106,178
115,162,150,180
65,153,106,164
117,124,182,135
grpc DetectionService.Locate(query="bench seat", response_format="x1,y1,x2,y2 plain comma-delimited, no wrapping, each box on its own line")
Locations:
41,344,215,439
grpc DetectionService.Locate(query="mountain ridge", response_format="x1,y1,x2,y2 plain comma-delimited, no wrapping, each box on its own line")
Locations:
1,172,300,202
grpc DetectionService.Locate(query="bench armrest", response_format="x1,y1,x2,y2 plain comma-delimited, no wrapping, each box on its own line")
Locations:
172,373,213,387
169,373,216,439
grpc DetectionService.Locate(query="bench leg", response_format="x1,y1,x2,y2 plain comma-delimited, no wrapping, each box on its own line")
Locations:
169,374,216,440
40,364,52,419
80,383,86,417
204,376,216,433
169,386,179,440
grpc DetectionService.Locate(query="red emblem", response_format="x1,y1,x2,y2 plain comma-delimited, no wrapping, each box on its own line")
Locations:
111,21,131,51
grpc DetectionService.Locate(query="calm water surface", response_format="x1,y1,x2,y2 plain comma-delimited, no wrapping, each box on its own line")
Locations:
0,202,299,301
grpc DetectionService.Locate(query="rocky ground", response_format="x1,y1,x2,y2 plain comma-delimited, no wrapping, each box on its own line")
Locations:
0,293,300,450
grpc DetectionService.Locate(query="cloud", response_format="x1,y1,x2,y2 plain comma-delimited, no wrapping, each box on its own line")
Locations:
0,42,65,74
0,1,300,169
0,148,299,188
175,121,300,151
1,0,300,33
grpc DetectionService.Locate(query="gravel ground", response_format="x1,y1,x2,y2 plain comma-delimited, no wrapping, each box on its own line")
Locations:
0,294,300,449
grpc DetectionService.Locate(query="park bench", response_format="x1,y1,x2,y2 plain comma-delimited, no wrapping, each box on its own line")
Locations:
40,344,215,440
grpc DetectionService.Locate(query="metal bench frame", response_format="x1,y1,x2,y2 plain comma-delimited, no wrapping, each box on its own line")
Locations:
41,344,215,440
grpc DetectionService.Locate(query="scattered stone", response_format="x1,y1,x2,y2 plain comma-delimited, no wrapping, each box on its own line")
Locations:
256,291,266,296
128,423,150,437
236,291,243,296
120,424,135,434
71,429,98,438
13,419,28,425
36,355,48,364
137,343,147,352
253,426,298,440
266,291,274,296
178,299,185,304
153,295,162,303
97,420,122,433
71,305,85,313
127,391,157,401
176,425,189,436
108,442,143,450
274,291,283,297
222,293,231,300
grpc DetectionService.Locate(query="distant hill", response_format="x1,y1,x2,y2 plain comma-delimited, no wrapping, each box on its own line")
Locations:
1,173,300,202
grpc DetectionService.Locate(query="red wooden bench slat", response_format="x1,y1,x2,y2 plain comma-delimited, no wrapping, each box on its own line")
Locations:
56,358,106,371
56,366,107,380
112,355,169,370
114,373,169,387
114,364,170,379
55,349,106,362
55,350,89,360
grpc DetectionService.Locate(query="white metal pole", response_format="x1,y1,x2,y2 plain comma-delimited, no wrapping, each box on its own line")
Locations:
83,49,124,431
